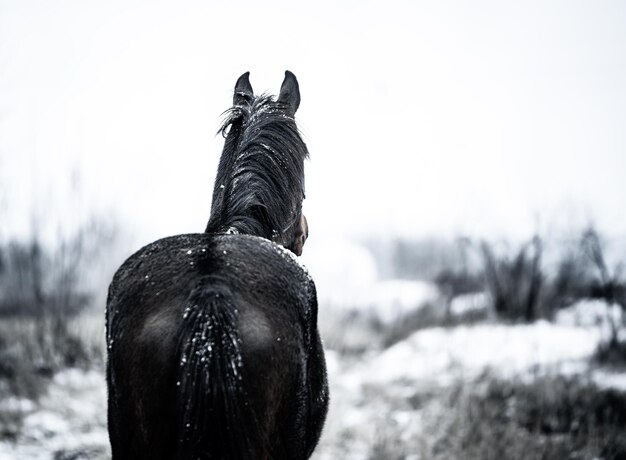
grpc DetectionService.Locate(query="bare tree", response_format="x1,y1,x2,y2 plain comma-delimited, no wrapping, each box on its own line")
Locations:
582,227,626,347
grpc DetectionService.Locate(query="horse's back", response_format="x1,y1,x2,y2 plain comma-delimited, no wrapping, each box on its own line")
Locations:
106,233,325,459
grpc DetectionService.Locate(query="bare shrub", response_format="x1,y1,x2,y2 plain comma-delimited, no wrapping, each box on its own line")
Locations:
583,229,626,309
480,236,544,322
0,219,114,317
579,227,626,364
0,217,113,403
543,245,594,312
477,228,625,323
594,340,626,368
435,269,483,300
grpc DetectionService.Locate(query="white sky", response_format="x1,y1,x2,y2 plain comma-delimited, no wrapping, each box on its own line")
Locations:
1,0,625,245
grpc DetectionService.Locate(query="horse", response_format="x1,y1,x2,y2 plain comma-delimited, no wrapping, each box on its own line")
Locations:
105,71,329,460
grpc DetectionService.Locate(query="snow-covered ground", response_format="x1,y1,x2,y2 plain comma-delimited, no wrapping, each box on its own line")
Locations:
1,306,623,459
1,240,625,459
358,322,602,385
0,369,109,460
311,306,626,459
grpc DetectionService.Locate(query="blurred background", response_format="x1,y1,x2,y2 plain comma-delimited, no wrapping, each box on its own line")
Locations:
1,1,625,458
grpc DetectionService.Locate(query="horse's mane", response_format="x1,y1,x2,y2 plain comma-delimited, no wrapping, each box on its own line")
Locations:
205,94,308,240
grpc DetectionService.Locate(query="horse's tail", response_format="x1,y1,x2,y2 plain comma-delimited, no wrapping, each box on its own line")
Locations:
176,279,254,459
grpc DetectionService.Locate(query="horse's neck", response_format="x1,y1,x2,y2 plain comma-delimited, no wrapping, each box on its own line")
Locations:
206,201,274,240
205,115,302,248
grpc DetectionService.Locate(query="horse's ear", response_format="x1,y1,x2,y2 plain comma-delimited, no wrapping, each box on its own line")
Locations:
233,71,254,106
278,70,300,114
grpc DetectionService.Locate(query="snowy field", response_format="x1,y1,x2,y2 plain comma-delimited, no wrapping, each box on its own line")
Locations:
0,307,624,459
0,309,623,459
1,240,625,459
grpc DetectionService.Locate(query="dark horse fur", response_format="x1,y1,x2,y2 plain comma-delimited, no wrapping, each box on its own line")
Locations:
106,71,328,459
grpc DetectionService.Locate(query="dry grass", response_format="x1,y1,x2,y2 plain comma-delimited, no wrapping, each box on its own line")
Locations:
0,310,104,397
319,372,626,460
318,300,451,356
594,338,626,369
419,375,626,460
0,310,105,440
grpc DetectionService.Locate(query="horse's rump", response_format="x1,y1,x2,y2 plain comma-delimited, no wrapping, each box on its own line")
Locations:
106,233,324,459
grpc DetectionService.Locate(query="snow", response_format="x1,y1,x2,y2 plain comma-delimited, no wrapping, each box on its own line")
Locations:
360,321,603,385
0,369,109,460
593,369,626,391
555,299,623,328
22,411,70,440
313,317,626,460
449,291,489,317
302,238,439,324
1,318,625,460
0,397,36,413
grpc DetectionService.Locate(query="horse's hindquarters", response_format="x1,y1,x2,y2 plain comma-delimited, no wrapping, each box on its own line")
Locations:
106,233,328,460
107,301,182,459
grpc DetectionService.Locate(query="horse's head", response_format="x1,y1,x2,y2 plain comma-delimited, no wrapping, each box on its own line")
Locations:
206,71,310,255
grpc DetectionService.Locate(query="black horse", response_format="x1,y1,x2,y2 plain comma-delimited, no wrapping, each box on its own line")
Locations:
106,71,328,460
